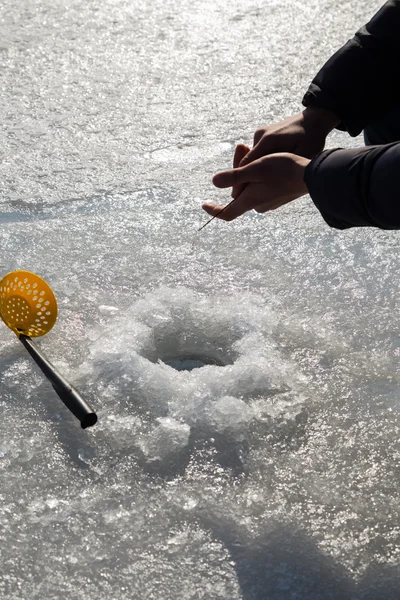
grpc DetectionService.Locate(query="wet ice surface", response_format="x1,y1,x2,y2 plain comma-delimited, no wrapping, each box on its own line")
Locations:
1,0,400,598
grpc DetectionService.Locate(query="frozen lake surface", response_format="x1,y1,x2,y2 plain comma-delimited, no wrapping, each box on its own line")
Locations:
1,0,400,598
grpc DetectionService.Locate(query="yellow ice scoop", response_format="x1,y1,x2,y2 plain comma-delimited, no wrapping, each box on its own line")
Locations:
0,270,58,337
0,270,97,429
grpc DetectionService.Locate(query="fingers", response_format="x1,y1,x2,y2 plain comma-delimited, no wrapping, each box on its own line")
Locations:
253,128,265,147
202,201,235,219
213,160,262,189
201,196,247,221
233,144,250,168
238,128,276,169
231,133,272,198
239,142,267,168
232,144,250,199
203,183,266,221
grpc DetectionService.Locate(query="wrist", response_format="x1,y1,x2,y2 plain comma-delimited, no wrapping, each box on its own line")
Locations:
291,154,311,196
302,105,341,134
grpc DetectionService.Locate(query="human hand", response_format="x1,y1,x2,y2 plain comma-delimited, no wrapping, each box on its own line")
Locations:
202,152,310,221
231,106,339,198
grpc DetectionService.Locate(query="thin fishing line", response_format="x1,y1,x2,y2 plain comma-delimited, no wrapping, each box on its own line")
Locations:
197,197,237,231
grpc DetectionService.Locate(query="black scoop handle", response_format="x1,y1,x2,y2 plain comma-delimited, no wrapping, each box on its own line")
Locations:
19,334,97,429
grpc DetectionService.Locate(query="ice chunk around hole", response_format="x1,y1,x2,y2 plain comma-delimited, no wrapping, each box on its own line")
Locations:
206,396,254,440
139,417,191,462
85,287,306,452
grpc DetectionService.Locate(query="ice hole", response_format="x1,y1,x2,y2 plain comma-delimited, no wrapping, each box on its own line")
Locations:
163,355,226,371
139,327,238,372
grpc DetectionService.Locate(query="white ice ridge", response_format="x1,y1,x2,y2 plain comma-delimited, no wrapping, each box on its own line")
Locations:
83,287,307,461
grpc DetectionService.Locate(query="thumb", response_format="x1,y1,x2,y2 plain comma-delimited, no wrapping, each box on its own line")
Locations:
213,162,260,188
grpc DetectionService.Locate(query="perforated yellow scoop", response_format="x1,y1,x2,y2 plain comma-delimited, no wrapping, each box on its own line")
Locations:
0,270,58,337
0,270,97,429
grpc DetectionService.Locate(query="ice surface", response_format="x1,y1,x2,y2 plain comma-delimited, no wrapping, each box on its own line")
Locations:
139,417,191,462
1,0,400,598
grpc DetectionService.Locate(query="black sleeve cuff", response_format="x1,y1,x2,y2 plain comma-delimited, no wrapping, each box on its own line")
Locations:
305,142,400,229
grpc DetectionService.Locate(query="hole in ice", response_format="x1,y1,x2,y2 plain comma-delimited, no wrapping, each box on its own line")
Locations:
142,338,237,371
163,355,225,371
137,296,239,368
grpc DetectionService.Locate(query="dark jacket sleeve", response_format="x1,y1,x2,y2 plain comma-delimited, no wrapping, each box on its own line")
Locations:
304,142,400,229
302,1,400,137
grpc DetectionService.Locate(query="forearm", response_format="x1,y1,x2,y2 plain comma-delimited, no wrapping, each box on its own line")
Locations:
302,1,400,137
301,105,341,136
305,142,400,229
